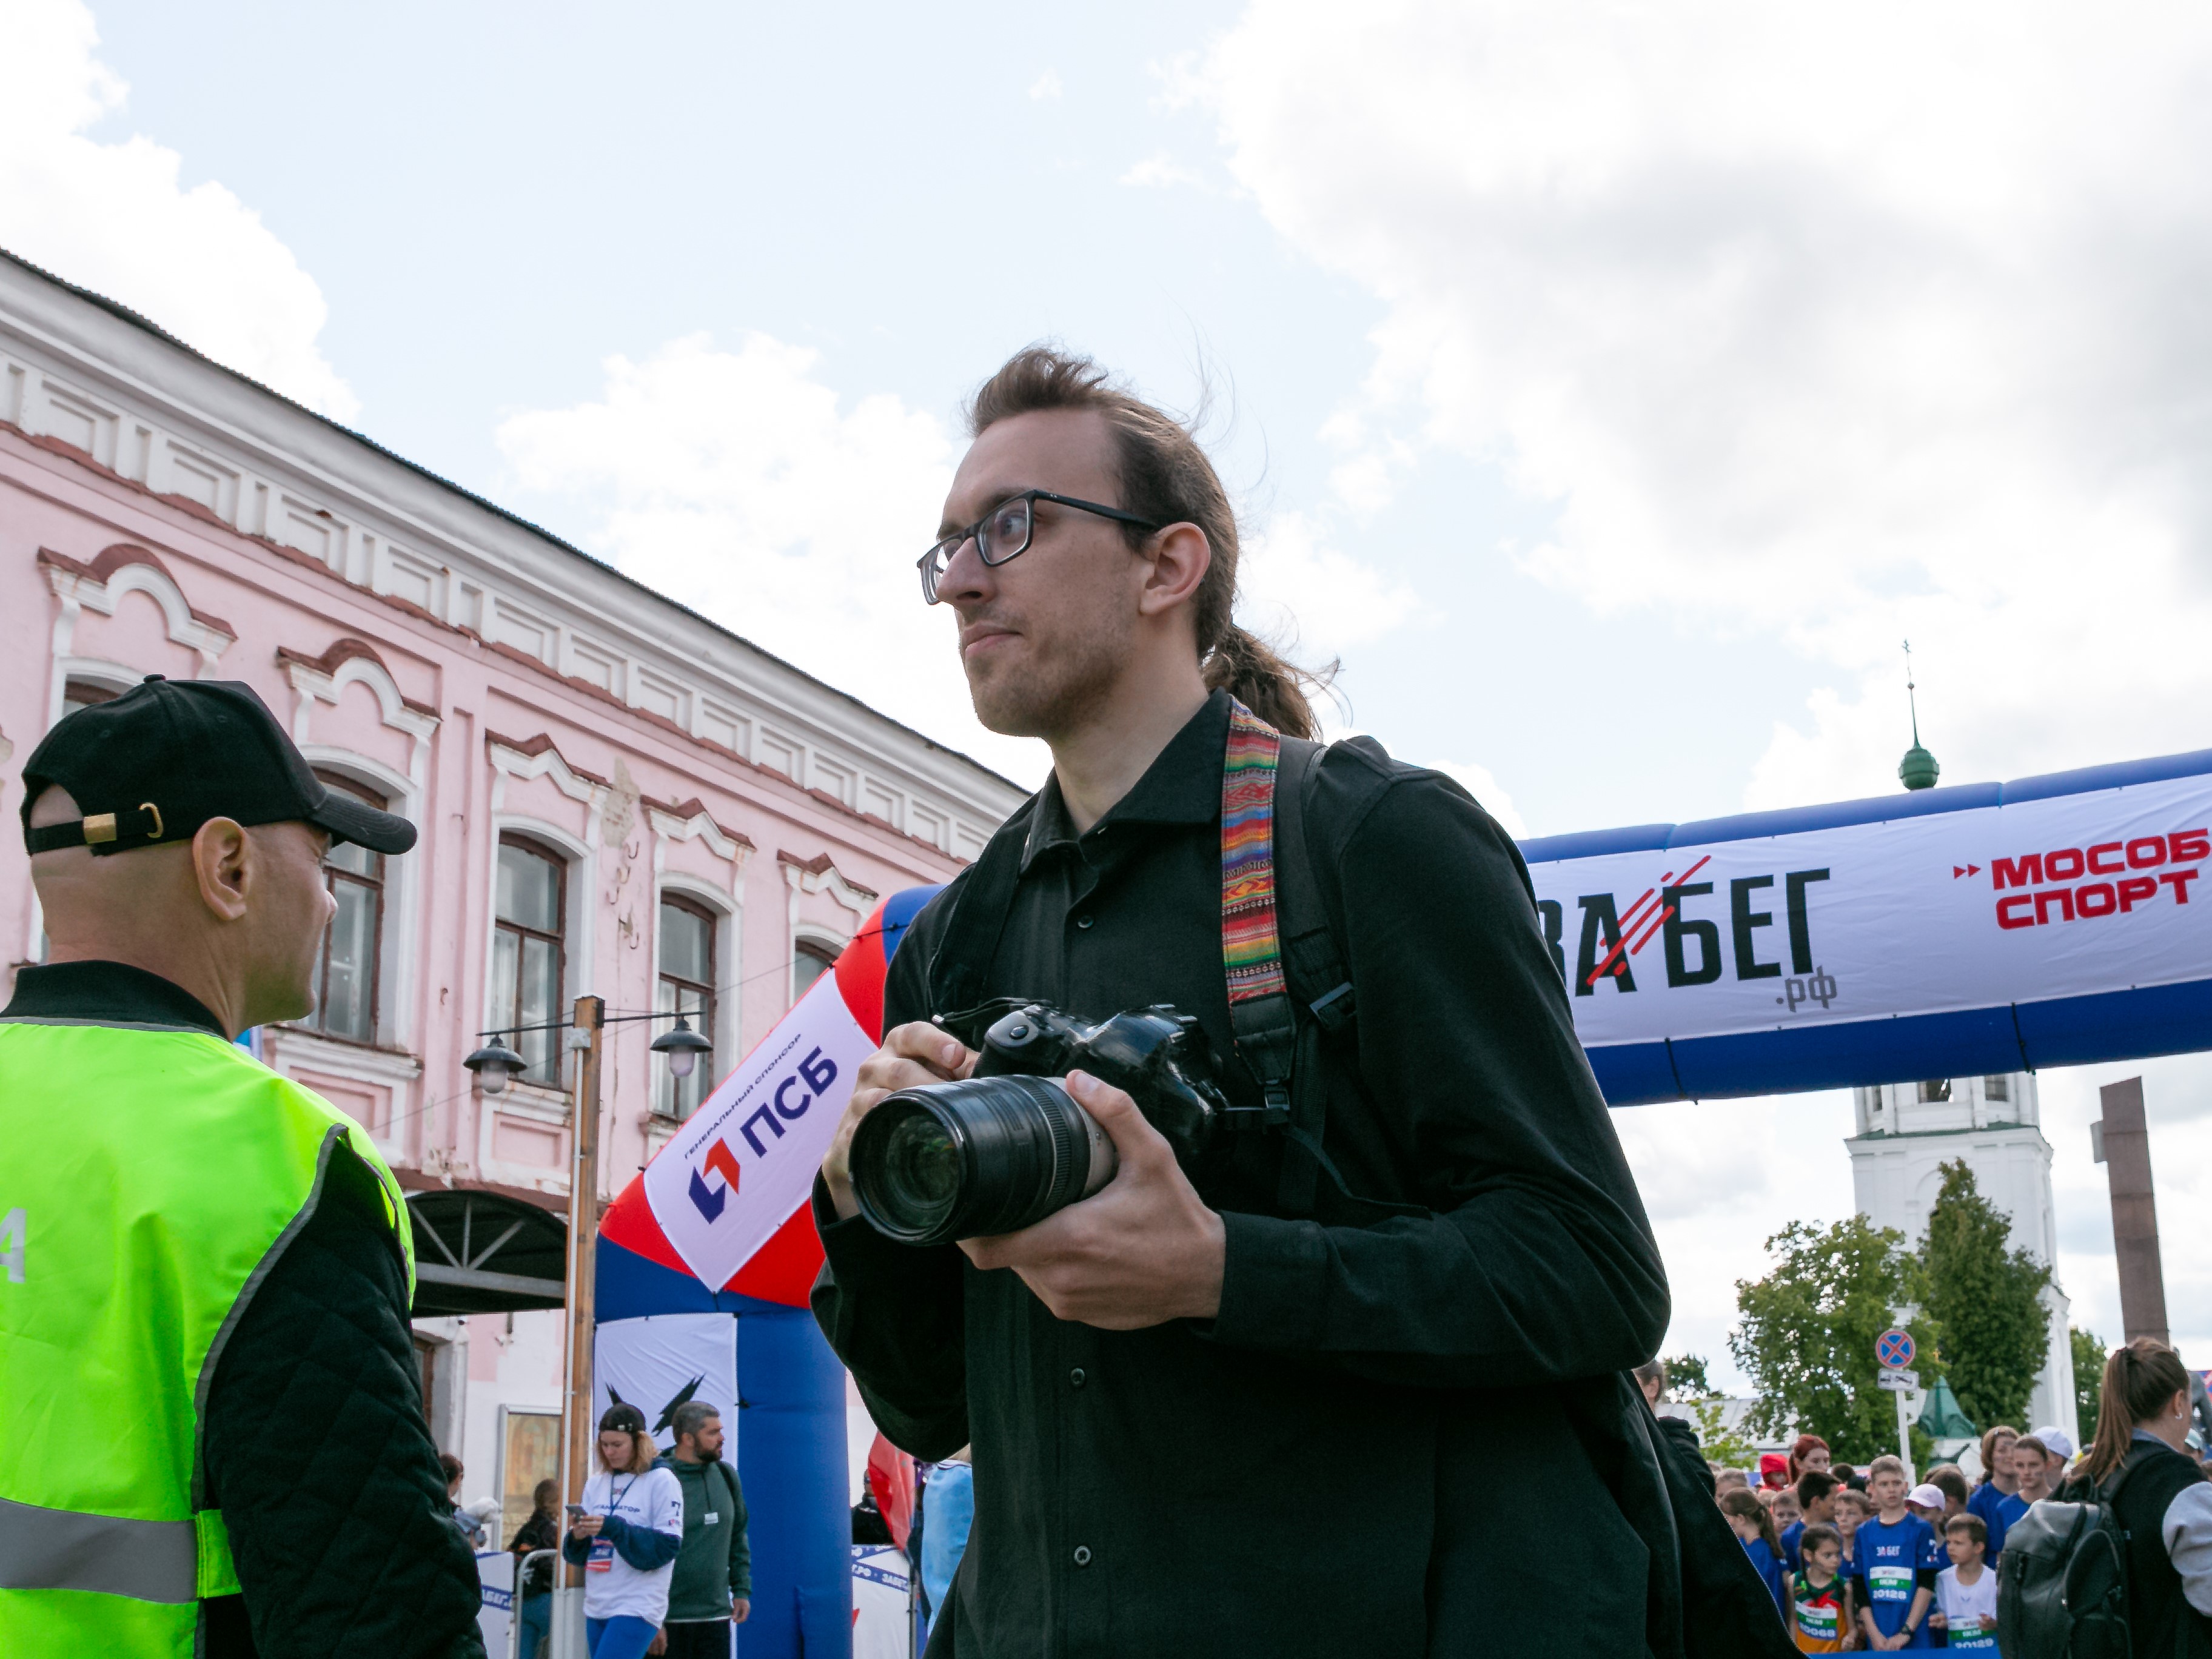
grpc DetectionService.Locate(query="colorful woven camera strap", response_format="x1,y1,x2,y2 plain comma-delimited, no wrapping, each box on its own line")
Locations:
1222,699,1296,1122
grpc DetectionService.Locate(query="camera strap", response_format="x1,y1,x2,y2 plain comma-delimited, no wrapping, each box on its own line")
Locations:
1223,703,1426,1224
1221,700,1301,1128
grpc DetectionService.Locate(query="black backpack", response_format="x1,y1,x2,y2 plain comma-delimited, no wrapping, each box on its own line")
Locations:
1997,1452,2154,1659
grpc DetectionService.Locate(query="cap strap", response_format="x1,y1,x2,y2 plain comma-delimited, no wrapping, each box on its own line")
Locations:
25,803,166,855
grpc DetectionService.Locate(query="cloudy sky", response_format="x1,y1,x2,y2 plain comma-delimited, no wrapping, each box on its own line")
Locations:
7,0,2207,1387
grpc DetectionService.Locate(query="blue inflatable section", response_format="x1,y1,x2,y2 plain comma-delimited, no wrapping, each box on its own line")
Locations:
737,1303,855,1657
1529,747,2212,1105
598,1238,854,1656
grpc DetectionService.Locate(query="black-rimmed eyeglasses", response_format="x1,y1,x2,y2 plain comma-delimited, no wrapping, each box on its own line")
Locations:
916,490,1161,605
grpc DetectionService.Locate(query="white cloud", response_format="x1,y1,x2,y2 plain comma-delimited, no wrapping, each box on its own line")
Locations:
1200,1,2212,807
0,0,354,417
1028,69,1063,101
494,332,1048,785
1234,506,1423,659
1119,152,1208,191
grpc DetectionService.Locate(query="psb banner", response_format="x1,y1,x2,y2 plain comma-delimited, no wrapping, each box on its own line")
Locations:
643,968,882,1292
1523,748,2212,1104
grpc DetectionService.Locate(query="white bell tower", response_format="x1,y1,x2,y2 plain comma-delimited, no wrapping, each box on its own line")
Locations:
1846,1071,2077,1446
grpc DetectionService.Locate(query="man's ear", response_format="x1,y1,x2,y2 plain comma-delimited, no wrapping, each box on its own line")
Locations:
190,817,253,922
1134,521,1212,619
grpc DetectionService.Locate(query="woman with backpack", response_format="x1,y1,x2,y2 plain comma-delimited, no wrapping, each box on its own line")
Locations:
2053,1339,2212,1655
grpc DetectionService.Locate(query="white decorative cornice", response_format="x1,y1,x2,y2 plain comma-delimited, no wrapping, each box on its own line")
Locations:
39,543,233,672
280,636,440,785
646,800,754,870
778,848,877,917
487,731,608,816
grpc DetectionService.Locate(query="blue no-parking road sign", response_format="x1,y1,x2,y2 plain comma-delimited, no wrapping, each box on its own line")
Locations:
1876,1328,1917,1370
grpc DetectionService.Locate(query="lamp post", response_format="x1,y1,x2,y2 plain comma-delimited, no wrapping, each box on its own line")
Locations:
558,995,604,1601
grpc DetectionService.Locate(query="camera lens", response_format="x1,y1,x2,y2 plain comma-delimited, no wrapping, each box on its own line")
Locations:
873,1109,964,1237
850,1075,1115,1245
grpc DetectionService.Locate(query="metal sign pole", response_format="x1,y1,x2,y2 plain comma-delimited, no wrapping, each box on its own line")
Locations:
1895,1385,1913,1481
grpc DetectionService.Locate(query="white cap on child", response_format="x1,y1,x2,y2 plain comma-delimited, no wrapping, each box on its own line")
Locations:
2029,1424,2076,1460
1906,1484,1946,1511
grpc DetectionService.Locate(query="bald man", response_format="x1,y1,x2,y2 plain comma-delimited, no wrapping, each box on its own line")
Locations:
0,677,484,1658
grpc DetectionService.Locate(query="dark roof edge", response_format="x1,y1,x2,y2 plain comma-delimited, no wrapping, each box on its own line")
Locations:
0,243,1024,797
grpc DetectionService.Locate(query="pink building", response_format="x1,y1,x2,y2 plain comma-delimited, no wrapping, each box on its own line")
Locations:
0,249,1023,1532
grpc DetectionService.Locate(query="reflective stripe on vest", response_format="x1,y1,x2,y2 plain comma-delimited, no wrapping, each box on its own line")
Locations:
0,1019,411,1652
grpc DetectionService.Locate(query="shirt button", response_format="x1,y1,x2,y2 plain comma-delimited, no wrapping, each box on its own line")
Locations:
1073,1546,1092,1567
1070,1367,1086,1388
1076,914,1095,930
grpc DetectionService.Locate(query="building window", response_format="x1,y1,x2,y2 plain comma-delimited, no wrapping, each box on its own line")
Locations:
302,771,386,1044
1984,1075,2011,1103
61,678,121,716
1918,1079,1952,1104
793,938,837,1007
655,895,717,1121
491,836,567,1087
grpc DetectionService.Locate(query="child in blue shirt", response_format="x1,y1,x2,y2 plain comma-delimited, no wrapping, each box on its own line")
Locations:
1852,1456,1938,1649
1781,1470,1841,1574
1721,1489,1792,1623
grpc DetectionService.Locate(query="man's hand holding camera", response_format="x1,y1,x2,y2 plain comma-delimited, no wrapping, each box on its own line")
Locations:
825,1022,1225,1329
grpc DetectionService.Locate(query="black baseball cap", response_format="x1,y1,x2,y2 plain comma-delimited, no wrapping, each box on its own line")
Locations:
20,675,417,857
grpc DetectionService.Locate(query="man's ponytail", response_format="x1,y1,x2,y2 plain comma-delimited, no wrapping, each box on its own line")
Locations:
968,347,1328,740
1202,623,1327,741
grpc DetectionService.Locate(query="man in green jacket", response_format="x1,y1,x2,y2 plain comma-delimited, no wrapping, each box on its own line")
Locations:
655,1401,751,1657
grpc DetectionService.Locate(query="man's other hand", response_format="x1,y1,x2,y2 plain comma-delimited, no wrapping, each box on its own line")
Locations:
823,1021,976,1221
732,1597,752,1623
959,1070,1226,1328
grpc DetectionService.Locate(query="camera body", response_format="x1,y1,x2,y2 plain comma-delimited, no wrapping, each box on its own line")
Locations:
848,999,1230,1245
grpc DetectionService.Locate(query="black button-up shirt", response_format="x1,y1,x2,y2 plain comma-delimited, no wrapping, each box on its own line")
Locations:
812,692,1672,1656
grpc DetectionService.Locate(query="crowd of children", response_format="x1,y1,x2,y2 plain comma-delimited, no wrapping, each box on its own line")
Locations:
1712,1424,2069,1651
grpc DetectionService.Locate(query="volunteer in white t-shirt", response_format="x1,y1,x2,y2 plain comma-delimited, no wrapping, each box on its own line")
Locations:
563,1403,686,1659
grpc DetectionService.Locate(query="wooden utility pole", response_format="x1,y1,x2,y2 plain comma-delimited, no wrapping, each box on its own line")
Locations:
557,995,605,1584
2093,1076,2170,1345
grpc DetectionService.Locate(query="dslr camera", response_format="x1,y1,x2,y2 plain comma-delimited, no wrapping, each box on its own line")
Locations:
848,999,1230,1245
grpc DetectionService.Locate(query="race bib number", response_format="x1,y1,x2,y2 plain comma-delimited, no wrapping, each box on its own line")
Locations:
1868,1563,1912,1602
586,1538,615,1573
1794,1599,1839,1641
1947,1617,1997,1650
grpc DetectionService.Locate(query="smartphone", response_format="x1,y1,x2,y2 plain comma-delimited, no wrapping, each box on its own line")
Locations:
565,1504,589,1518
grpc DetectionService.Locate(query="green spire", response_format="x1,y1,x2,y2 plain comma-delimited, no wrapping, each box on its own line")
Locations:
1899,640,1940,791
1919,1373,1978,1442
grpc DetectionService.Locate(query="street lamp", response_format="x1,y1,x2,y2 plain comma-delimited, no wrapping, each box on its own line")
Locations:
648,1014,712,1080
462,1036,528,1096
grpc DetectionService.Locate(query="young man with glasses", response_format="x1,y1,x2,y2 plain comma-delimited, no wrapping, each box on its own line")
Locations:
811,347,1788,1657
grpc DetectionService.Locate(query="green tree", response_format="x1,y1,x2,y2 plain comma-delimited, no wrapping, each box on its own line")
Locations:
1731,1215,1944,1464
1692,1398,1761,1469
1917,1159,2052,1433
2072,1327,2111,1452
1661,1353,1713,1401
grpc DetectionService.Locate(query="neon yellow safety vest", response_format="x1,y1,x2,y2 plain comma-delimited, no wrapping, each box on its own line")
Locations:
0,1017,414,1655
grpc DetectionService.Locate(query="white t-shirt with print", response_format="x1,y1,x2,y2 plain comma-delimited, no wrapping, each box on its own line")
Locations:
1936,1564,1999,1651
578,1465,685,1623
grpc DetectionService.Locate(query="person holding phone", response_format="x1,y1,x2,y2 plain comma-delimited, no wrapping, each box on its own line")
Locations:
562,1405,684,1659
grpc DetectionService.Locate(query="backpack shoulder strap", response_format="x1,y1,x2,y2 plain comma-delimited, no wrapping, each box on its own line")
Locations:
1269,732,1424,1224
